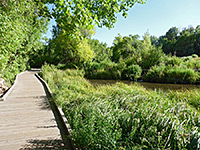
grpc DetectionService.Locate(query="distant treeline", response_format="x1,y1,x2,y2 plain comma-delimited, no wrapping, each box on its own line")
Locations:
152,26,200,56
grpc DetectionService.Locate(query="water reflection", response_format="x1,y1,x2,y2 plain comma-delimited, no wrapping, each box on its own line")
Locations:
89,79,200,91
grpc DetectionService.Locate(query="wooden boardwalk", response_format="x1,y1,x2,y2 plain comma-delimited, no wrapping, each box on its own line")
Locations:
0,71,71,150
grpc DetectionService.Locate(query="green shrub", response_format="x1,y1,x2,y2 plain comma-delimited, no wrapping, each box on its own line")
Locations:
56,63,78,69
164,56,184,66
83,61,103,78
140,46,164,69
184,58,200,70
192,54,199,58
181,56,193,62
143,65,200,84
0,56,28,86
84,60,122,80
143,64,166,83
122,64,142,80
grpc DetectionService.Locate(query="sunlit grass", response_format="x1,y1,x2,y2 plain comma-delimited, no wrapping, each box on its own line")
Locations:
41,64,200,149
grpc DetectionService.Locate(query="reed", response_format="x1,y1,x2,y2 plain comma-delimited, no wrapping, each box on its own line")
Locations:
41,64,200,149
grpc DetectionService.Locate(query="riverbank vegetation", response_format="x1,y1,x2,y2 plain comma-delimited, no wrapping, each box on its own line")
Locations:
144,56,200,84
30,24,200,83
41,64,200,149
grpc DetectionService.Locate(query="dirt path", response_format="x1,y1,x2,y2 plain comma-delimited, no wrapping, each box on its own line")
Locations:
0,71,71,150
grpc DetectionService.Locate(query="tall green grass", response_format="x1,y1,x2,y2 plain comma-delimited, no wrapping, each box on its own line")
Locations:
143,64,200,84
41,64,200,149
167,89,200,110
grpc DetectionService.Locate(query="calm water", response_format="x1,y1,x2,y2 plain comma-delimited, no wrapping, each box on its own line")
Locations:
89,80,200,91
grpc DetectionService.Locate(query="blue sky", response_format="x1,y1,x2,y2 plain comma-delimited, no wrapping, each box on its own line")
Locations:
45,0,200,46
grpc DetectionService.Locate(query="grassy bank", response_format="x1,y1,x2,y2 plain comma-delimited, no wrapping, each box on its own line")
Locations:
41,64,200,149
82,55,200,84
143,56,200,84
143,65,200,84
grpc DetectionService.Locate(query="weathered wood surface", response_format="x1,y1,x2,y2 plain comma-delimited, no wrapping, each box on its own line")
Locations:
0,71,70,150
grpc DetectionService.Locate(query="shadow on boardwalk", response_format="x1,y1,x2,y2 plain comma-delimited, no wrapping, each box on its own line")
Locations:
35,74,74,150
20,139,67,150
36,96,51,110
19,72,72,150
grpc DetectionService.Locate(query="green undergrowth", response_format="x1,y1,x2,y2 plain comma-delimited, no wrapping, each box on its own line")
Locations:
41,64,200,149
143,56,200,84
0,61,29,87
167,89,200,111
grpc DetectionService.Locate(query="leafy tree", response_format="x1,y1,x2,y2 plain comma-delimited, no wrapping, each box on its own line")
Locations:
88,39,112,62
194,25,200,56
0,0,48,83
112,34,141,63
48,30,94,66
166,27,179,41
140,32,151,56
111,33,164,69
158,27,179,55
139,32,164,69
157,26,200,57
175,27,196,56
150,35,159,46
45,0,147,69
49,0,146,38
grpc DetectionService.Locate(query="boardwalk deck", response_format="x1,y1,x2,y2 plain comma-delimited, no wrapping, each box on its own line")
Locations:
0,71,71,150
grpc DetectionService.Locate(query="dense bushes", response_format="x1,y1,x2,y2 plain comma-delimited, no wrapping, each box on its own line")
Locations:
144,56,200,84
84,61,142,80
84,61,121,80
143,64,200,84
122,64,142,80
83,54,200,83
41,64,200,149
184,58,200,70
0,55,30,86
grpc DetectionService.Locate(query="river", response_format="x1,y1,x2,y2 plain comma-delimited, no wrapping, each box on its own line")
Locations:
89,79,200,91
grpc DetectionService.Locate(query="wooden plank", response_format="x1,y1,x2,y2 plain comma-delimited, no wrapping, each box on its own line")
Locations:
0,71,71,150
